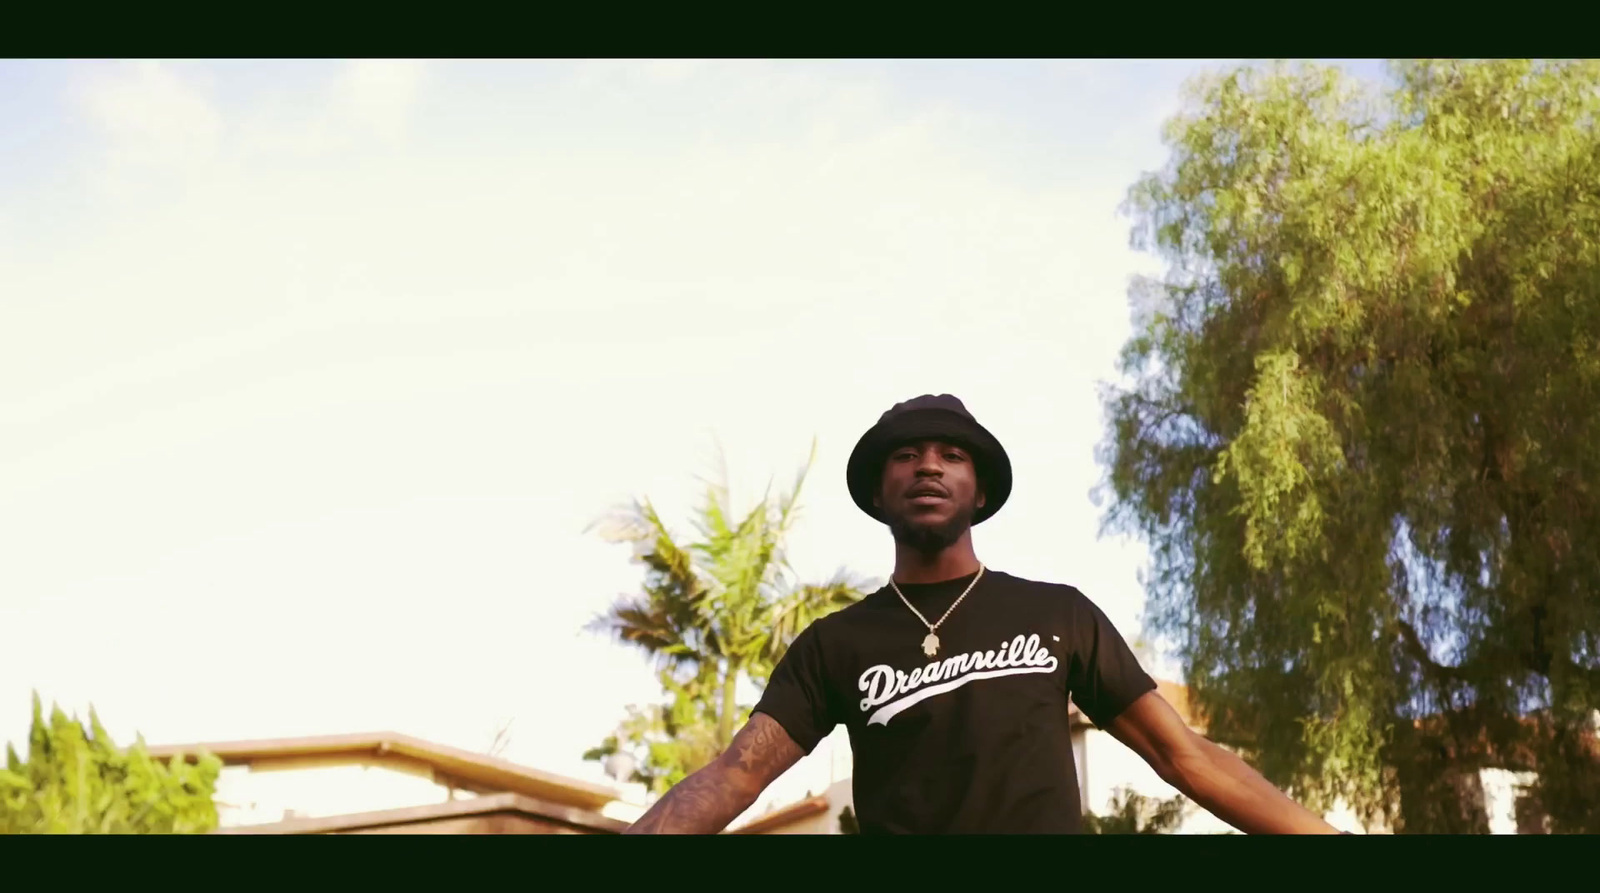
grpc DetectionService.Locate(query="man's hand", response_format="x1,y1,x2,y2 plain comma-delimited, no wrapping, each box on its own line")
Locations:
623,712,806,834
1104,690,1343,834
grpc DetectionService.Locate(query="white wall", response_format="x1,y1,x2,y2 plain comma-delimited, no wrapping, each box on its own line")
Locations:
213,758,463,827
1071,728,1088,803
1079,727,1235,833
1479,768,1538,835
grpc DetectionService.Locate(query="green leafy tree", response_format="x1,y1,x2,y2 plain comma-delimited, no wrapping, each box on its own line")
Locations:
1082,786,1189,834
583,439,875,793
581,666,725,794
1102,59,1600,832
0,692,221,834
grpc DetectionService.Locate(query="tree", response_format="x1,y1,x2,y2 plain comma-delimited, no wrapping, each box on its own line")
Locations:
1101,59,1600,832
583,438,876,794
0,692,221,834
581,668,725,794
1082,786,1189,834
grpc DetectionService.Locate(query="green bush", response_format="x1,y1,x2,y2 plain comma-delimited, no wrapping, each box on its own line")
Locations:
0,692,221,834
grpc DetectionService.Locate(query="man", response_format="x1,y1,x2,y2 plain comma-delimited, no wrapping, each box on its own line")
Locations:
625,394,1342,834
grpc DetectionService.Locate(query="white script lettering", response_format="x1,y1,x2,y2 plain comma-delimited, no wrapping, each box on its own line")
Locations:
857,633,1059,724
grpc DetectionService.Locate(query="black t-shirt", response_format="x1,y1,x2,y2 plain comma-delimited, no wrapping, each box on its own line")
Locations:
752,568,1155,834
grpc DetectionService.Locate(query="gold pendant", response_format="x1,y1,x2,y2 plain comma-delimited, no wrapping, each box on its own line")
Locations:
922,633,940,657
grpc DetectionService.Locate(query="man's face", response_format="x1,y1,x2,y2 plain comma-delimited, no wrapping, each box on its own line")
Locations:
874,439,986,552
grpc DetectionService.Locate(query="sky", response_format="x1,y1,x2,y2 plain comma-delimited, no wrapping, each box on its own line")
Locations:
0,58,1390,783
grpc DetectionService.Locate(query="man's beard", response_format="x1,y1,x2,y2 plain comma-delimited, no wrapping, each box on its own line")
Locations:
887,504,975,554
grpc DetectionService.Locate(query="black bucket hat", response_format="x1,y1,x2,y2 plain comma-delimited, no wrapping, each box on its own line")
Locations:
846,394,1012,525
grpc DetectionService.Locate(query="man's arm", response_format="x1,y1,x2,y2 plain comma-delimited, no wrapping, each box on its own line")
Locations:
624,712,805,834
1103,690,1342,834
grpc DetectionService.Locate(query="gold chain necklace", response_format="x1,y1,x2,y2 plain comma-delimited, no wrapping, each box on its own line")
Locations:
889,564,985,658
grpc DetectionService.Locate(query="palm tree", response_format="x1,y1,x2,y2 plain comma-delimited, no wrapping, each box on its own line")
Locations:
585,437,876,762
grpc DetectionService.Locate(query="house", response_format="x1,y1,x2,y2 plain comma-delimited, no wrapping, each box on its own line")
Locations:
145,731,650,834
147,728,836,835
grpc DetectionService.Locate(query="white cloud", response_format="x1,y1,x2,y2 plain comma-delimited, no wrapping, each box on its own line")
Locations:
640,58,707,85
332,59,425,142
77,61,222,169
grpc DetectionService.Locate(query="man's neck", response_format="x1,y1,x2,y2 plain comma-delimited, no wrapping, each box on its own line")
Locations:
891,537,982,585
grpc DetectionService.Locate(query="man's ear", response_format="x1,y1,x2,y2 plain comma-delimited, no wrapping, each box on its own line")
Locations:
977,487,987,510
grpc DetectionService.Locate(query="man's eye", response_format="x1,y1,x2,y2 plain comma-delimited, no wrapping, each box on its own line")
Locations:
945,453,966,462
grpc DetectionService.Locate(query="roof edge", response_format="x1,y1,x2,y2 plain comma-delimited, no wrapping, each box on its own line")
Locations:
139,731,628,808
727,794,833,835
213,791,628,835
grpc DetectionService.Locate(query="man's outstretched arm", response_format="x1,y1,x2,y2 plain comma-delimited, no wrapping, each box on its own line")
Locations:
1105,691,1343,834
624,712,806,834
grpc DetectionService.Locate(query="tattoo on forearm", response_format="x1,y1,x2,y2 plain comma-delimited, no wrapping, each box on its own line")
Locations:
732,713,803,778
624,767,745,834
624,713,803,834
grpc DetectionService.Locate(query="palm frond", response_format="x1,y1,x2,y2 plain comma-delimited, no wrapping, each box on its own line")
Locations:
585,599,701,675
747,566,876,679
689,436,737,550
626,500,721,634
584,502,649,544
774,436,818,535
720,439,820,629
584,437,876,776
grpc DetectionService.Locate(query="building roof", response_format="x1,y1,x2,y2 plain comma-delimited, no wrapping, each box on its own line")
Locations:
728,794,833,834
212,791,628,835
143,731,629,811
